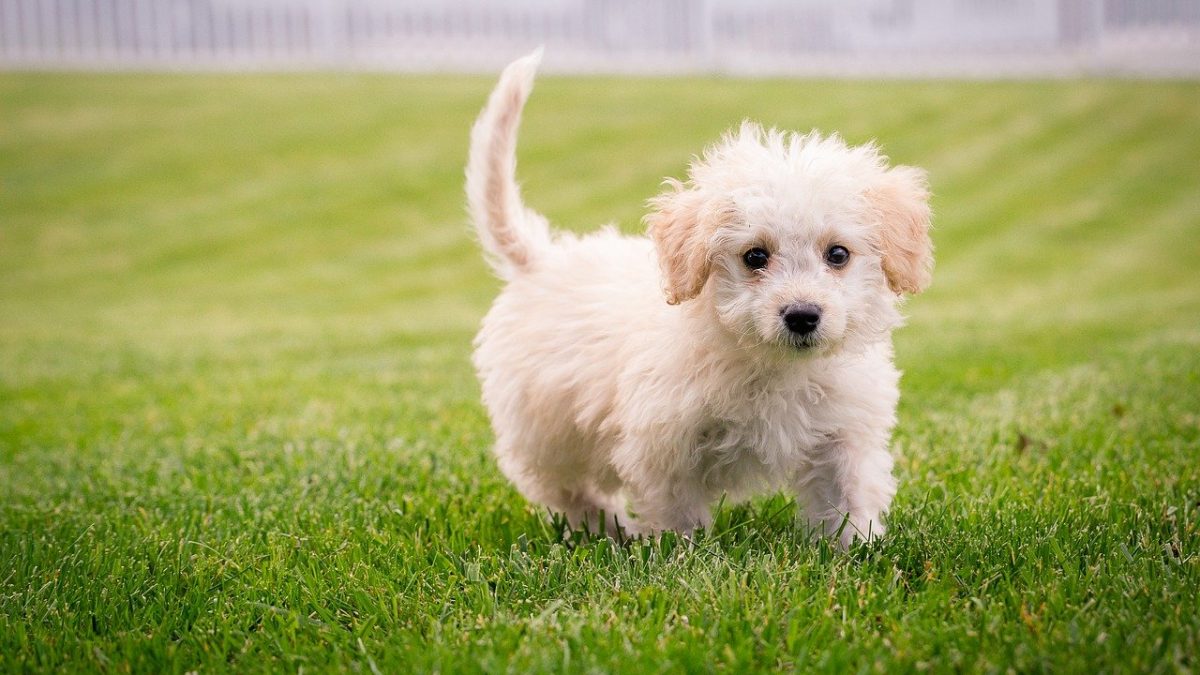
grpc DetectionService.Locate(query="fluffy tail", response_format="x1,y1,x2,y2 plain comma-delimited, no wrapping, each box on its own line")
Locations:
466,48,551,279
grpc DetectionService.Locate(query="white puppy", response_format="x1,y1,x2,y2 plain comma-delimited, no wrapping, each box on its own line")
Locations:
466,51,933,549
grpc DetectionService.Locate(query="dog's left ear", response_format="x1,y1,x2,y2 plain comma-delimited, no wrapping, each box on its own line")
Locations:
646,182,715,305
868,165,934,295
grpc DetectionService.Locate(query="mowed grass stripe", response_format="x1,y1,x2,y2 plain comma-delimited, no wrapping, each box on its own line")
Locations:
517,80,993,229
932,122,1200,312
919,84,1107,182
934,89,1147,243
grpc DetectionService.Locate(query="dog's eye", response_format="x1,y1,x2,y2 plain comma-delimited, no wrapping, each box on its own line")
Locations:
743,248,770,270
825,245,850,267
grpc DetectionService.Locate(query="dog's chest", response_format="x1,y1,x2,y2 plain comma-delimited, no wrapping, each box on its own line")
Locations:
693,377,837,490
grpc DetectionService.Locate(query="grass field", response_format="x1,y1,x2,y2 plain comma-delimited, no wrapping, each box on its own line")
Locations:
1,72,1198,672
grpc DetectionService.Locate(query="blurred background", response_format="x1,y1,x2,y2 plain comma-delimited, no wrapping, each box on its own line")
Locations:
2,0,1199,77
2,3,1199,670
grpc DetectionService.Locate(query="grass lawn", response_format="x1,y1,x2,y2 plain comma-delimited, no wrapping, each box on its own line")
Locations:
1,72,1198,672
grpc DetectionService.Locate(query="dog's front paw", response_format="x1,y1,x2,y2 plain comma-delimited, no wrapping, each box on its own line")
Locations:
840,517,885,550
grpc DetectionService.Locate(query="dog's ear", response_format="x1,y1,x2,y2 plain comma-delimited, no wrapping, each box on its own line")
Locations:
868,165,934,295
646,182,714,305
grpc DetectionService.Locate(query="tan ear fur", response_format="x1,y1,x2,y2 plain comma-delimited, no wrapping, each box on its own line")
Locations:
646,182,714,305
868,165,934,295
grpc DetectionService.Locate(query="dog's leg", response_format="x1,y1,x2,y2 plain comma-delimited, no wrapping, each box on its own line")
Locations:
623,479,712,538
555,487,629,539
795,440,897,549
493,436,624,538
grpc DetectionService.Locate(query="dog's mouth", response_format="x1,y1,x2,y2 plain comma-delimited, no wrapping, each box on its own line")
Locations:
780,328,846,355
783,333,820,351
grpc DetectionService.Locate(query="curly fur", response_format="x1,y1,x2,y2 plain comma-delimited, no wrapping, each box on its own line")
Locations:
466,51,934,548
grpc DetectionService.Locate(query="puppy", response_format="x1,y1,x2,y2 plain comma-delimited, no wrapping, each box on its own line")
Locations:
466,50,932,549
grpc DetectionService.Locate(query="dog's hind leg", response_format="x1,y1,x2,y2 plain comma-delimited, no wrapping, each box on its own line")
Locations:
622,480,712,538
493,436,630,539
552,486,630,539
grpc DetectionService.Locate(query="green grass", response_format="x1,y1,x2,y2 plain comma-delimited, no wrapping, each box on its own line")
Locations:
1,72,1198,673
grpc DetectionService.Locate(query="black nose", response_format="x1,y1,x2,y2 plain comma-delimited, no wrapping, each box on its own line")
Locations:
782,303,822,335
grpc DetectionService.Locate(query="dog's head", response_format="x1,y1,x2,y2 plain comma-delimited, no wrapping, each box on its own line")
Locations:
646,122,932,355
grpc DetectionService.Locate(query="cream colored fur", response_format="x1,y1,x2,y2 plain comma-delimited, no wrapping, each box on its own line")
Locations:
467,51,933,549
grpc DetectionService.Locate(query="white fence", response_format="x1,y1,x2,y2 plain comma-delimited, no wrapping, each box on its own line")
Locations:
1,0,1198,77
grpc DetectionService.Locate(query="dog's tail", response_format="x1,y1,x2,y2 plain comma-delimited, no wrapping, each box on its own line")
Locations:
466,48,552,279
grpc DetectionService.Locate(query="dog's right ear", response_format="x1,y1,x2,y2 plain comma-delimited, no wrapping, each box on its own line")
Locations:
646,181,714,305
